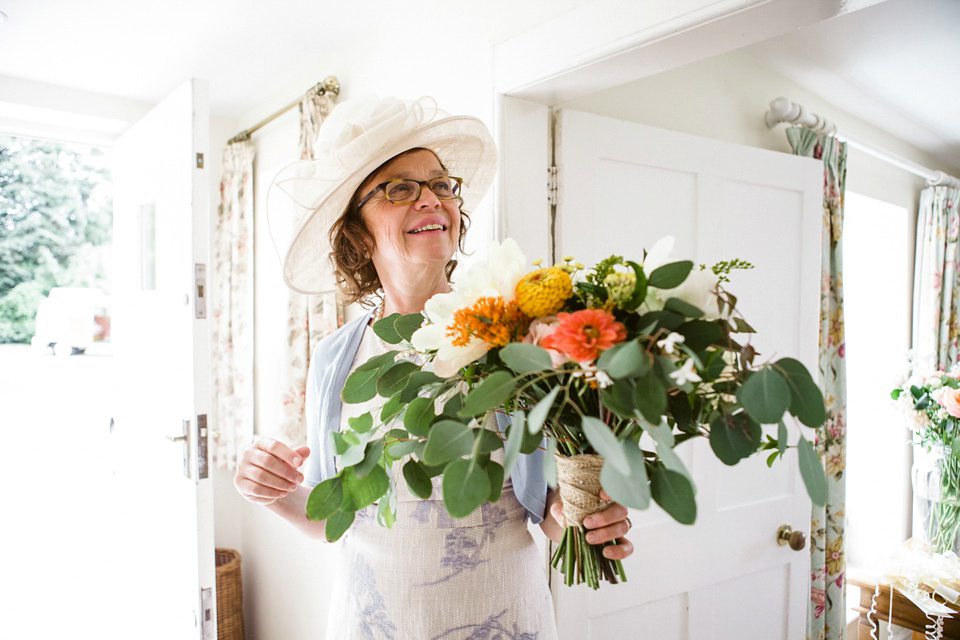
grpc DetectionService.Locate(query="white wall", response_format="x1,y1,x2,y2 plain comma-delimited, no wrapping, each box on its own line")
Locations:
559,48,950,571
210,27,499,640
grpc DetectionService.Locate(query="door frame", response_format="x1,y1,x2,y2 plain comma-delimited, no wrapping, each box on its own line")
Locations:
492,0,885,246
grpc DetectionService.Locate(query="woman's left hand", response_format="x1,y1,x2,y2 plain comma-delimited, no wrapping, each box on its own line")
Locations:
547,488,634,560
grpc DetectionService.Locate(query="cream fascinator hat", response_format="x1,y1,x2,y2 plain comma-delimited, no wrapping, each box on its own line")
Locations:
270,95,499,295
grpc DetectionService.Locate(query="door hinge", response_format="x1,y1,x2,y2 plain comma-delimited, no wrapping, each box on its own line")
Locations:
547,165,559,206
195,152,205,169
194,263,207,319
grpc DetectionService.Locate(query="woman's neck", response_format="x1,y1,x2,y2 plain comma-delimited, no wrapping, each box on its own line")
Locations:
378,266,451,316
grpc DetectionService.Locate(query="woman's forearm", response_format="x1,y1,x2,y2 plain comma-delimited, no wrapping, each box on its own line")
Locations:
265,484,328,540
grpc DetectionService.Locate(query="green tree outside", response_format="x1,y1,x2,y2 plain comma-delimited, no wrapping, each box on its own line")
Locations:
0,134,112,343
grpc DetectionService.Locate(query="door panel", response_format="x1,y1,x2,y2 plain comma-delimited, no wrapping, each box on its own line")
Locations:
109,78,214,640
551,108,821,639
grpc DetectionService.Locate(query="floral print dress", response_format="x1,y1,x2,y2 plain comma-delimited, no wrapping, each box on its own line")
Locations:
324,327,558,640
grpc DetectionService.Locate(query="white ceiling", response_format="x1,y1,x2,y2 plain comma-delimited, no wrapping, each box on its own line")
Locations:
0,0,956,167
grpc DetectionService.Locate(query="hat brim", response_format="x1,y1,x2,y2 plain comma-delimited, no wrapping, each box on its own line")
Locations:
271,115,498,295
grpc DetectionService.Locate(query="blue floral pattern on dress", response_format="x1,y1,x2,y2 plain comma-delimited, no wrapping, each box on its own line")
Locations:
348,553,398,640
430,609,539,640
415,502,509,586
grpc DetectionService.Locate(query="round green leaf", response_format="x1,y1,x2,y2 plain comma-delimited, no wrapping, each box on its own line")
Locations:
373,312,424,344
347,412,374,434
598,340,651,380
376,361,420,398
459,371,518,418
709,414,761,466
476,428,504,454
342,367,380,404
737,366,791,424
422,419,473,466
581,416,630,474
677,320,722,352
324,509,356,542
648,260,693,289
385,438,423,459
600,439,650,509
353,439,385,477
775,357,827,428
650,465,697,525
305,476,343,522
402,460,433,499
503,410,526,480
342,465,389,510
486,462,505,503
442,459,491,518
403,396,435,437
797,436,828,507
500,343,553,373
664,297,704,318
634,371,667,424
380,395,404,424
601,378,638,419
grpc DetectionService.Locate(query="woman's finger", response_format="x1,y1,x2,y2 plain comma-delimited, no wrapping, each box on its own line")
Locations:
602,537,634,560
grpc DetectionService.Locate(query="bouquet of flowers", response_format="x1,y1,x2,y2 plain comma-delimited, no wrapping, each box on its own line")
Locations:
307,238,828,589
892,364,960,553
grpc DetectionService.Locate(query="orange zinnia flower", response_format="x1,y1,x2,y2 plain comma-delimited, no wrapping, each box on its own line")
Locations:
447,296,530,348
541,309,626,363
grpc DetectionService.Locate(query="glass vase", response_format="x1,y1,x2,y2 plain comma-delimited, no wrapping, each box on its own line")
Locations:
912,444,960,554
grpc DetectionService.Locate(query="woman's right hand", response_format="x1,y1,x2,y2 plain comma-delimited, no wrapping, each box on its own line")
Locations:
234,437,310,506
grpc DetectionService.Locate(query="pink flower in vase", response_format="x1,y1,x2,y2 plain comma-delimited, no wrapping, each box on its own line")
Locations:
523,317,569,368
938,387,960,418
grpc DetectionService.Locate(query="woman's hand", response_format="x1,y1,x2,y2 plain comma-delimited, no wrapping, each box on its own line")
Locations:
234,437,310,506
546,488,634,560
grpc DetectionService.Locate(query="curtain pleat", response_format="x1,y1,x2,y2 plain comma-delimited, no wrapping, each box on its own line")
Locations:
212,141,256,468
787,127,848,640
277,90,342,446
914,186,960,373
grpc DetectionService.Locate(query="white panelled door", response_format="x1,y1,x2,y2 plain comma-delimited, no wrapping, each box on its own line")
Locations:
109,79,215,640
550,109,822,639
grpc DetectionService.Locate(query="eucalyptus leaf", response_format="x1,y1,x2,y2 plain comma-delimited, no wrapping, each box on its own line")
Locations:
376,491,397,528
797,436,828,507
650,465,697,525
598,340,651,380
476,428,504,454
341,367,381,404
402,460,433,499
655,442,695,490
353,439,386,477
677,320,723,352
664,297,705,318
623,260,648,311
543,438,558,487
305,476,343,522
528,386,562,434
403,396,435,437
376,361,420,398
347,413,374,434
399,371,442,403
500,343,553,374
459,371,518,418
354,350,399,373
737,366,791,424
423,419,474,466
380,395,404,424
600,439,650,509
667,392,696,433
775,357,827,428
503,410,526,480
601,378,637,418
709,414,761,466
339,439,369,468
342,465,389,510
373,312,424,344
778,420,788,457
648,260,694,289
386,439,423,459
637,309,684,332
442,459,491,518
324,509,356,542
486,462,505,503
634,371,667,424
582,416,630,474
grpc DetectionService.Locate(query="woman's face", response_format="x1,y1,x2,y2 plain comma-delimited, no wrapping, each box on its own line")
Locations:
358,149,462,277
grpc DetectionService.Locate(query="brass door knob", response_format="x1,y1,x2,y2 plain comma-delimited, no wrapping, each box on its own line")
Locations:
777,525,807,551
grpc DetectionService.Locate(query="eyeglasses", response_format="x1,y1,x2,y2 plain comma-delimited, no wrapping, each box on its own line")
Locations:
357,175,463,209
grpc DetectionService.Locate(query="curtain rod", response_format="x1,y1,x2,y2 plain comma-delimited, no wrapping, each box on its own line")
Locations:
228,75,340,145
764,96,960,190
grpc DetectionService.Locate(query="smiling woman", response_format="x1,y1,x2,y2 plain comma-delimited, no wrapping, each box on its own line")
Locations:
235,95,633,640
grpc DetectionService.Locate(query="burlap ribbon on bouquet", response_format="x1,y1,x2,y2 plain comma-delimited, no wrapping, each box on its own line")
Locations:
555,454,610,527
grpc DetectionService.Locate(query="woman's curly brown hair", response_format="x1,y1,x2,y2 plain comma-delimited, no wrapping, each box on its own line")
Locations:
328,148,470,306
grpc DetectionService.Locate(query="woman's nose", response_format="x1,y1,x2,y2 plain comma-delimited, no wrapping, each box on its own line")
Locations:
413,184,442,208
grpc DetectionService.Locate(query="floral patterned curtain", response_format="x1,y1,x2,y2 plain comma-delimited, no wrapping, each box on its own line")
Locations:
913,186,960,373
277,88,342,446
786,127,848,640
212,140,255,468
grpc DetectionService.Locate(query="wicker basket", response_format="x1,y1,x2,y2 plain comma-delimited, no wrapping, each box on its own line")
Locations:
215,548,245,640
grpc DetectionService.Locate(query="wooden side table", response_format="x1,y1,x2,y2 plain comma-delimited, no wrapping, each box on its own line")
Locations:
849,577,960,639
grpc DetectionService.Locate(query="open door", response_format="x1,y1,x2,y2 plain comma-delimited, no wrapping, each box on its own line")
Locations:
109,79,215,640
544,108,822,639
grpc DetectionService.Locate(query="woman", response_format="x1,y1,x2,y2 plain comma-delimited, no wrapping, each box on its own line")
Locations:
234,96,633,639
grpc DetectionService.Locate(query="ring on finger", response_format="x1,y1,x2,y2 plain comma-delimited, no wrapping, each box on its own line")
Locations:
625,516,632,531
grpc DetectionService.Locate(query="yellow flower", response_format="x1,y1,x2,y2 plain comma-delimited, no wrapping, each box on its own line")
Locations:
515,267,573,317
603,271,637,306
447,296,529,348
825,535,844,576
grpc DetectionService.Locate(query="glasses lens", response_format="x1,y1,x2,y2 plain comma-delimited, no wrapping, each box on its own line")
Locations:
428,176,461,199
384,180,419,203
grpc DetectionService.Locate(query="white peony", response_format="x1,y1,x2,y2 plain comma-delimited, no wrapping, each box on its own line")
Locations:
411,238,529,378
